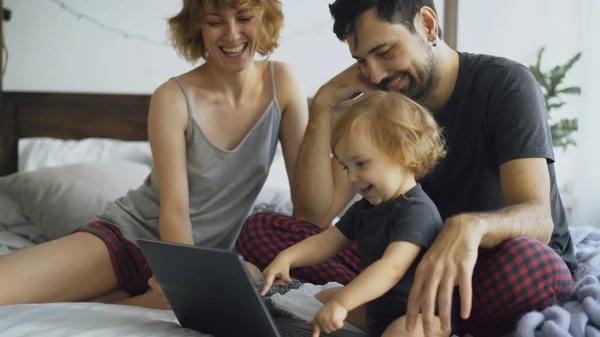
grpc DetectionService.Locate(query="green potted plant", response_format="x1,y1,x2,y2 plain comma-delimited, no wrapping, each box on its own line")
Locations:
528,47,582,151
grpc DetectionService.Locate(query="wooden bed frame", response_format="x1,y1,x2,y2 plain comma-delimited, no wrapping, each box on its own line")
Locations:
0,91,151,176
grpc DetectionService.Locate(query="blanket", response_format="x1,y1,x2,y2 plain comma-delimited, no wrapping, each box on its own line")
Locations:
256,279,366,333
516,226,600,337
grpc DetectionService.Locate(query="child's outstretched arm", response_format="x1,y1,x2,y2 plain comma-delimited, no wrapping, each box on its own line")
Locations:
310,241,421,335
262,226,350,295
334,241,421,309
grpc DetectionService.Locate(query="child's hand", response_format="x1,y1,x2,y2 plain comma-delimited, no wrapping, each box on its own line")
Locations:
261,256,292,296
309,300,348,337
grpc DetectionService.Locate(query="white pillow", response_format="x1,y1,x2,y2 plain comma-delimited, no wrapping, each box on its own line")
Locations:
0,161,151,240
15,137,294,225
18,137,153,173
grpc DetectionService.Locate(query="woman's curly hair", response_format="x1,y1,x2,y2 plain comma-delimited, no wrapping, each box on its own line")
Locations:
167,0,283,63
331,91,446,179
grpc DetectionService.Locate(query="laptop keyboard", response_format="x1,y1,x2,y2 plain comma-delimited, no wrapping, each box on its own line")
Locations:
277,324,335,337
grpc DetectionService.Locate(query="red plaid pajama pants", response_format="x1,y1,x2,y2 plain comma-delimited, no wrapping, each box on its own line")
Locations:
75,221,152,296
235,212,574,337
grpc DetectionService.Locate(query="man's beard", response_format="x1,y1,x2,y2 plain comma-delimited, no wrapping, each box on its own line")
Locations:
378,42,438,100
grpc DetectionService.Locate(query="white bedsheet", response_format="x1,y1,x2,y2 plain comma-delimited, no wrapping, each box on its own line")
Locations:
0,302,207,337
2,227,598,337
0,283,367,337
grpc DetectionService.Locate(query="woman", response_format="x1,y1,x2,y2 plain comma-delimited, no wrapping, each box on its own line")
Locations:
0,0,308,308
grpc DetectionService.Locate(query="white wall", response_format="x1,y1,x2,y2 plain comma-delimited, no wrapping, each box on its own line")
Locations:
3,0,187,94
2,0,358,95
2,0,445,96
570,0,600,227
457,0,599,225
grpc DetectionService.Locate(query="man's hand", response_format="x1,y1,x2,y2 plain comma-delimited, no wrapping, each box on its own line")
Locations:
261,255,293,296
313,63,376,113
405,214,487,336
310,300,348,337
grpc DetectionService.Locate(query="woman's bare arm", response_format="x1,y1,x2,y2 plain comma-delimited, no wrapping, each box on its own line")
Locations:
147,80,194,245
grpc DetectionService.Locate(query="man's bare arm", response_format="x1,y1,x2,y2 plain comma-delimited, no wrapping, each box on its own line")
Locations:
292,99,338,227
462,157,554,248
292,64,373,227
406,157,555,333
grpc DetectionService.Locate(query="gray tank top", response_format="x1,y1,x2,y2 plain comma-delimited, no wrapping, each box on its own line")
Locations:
96,61,282,249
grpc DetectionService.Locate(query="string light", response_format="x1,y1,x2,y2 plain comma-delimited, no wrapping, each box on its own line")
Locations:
47,0,331,47
0,1,334,78
48,0,170,47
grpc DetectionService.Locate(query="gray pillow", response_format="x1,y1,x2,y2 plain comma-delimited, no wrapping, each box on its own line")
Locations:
0,161,151,240
0,189,45,254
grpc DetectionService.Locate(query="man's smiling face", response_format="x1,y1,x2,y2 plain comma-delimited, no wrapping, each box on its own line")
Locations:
347,8,438,101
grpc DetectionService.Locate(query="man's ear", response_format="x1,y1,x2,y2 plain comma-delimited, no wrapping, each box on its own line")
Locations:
416,6,439,43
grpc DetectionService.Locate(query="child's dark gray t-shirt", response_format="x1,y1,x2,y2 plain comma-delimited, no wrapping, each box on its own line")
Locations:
335,183,445,335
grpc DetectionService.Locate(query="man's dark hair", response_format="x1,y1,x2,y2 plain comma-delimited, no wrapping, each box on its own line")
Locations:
329,0,442,43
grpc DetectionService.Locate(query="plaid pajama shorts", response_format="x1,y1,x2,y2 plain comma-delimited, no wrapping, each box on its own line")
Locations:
75,221,152,296
235,212,574,337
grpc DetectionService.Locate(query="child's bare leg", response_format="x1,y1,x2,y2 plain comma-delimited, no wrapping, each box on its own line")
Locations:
381,314,449,337
0,232,118,304
314,287,368,332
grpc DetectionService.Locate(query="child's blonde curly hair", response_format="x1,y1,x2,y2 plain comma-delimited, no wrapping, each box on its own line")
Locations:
331,91,446,179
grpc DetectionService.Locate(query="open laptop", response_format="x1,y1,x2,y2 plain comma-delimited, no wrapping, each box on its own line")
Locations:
137,239,368,337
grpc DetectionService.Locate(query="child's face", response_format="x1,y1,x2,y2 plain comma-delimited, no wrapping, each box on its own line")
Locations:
334,131,410,206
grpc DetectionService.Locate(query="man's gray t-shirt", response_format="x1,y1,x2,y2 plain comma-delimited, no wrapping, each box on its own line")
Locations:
335,184,450,335
419,52,576,272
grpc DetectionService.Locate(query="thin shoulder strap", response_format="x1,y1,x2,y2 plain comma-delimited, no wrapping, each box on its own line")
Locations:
269,60,277,100
171,77,194,122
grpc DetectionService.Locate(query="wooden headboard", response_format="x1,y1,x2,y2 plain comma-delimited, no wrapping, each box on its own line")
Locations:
0,91,152,176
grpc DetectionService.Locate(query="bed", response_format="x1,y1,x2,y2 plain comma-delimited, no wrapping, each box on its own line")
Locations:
2,91,600,337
